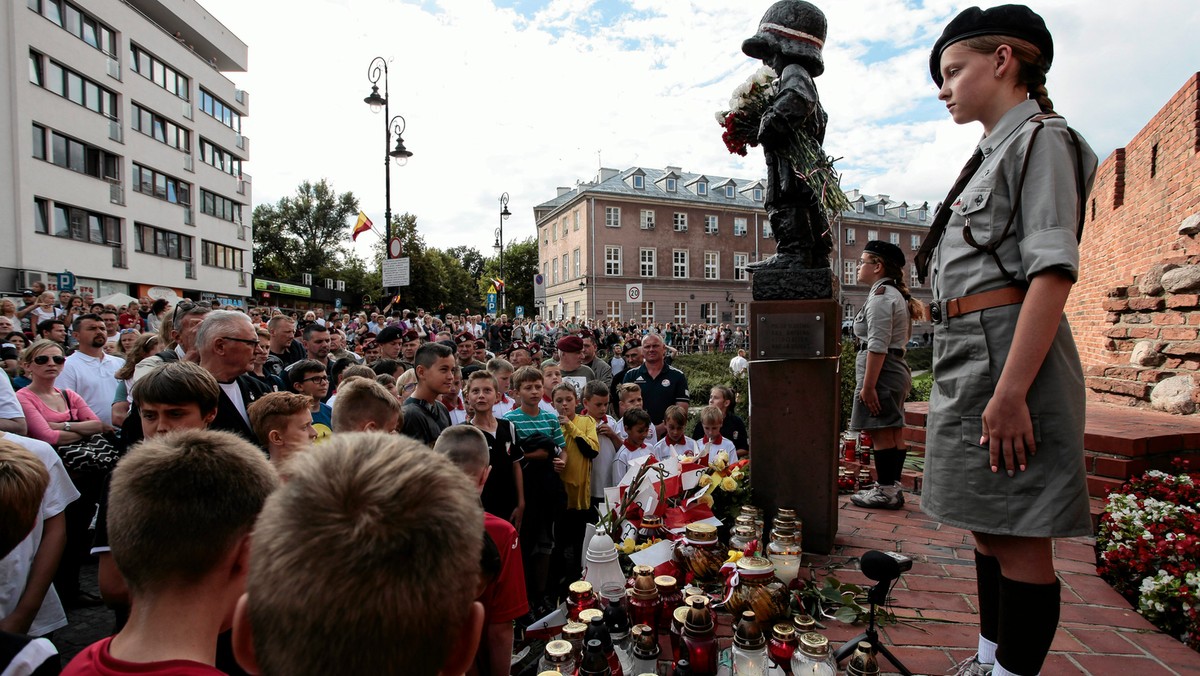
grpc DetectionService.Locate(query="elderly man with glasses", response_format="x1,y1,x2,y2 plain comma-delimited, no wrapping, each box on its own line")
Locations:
194,310,272,445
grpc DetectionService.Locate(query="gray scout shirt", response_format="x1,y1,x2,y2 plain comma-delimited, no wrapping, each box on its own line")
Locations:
853,279,909,353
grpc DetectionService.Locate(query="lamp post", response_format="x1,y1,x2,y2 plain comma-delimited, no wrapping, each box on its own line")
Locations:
495,192,511,312
363,57,413,298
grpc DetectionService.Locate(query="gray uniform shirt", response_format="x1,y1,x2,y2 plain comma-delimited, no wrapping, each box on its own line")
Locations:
853,280,909,353
922,99,1099,537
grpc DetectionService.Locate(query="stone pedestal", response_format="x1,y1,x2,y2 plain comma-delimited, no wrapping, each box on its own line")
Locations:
748,299,840,554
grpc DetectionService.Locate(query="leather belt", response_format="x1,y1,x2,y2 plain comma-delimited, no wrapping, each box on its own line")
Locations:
859,346,906,358
930,286,1027,324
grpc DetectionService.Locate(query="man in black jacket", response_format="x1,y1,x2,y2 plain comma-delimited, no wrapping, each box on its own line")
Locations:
196,311,271,445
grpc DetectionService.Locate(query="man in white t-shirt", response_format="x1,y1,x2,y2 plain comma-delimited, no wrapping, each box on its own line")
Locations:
729,349,749,376
57,314,122,428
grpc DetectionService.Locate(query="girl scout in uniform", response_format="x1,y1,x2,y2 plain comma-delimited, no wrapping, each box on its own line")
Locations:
916,6,1097,676
849,240,922,510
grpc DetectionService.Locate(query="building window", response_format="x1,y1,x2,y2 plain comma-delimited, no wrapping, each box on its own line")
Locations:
919,207,927,221
573,248,580,277
702,302,718,323
639,248,656,277
542,262,548,282
725,185,736,199
843,261,855,285
202,240,244,270
605,206,620,228
899,206,907,219
696,181,708,196
29,51,117,119
573,211,579,230
604,246,622,276
135,223,192,260
867,230,878,241
734,302,747,325
132,102,191,153
877,204,885,216
704,251,719,280
752,188,763,202
198,138,242,177
910,234,920,250
543,227,549,246
606,301,621,320
640,301,655,323
673,213,687,231
734,253,748,281
640,209,655,230
130,44,190,101
31,0,117,55
890,232,900,245
845,227,856,245
573,301,580,319
38,197,120,245
665,178,677,192
552,264,558,285
200,189,242,223
562,218,568,237
855,201,864,214
133,164,190,206
34,124,120,182
673,250,688,278
561,254,568,281
198,88,241,132
844,303,854,320
633,174,644,189
763,221,773,238
734,217,747,236
673,302,687,324
704,215,718,235
910,265,920,288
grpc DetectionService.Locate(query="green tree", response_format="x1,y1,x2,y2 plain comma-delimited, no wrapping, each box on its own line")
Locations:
252,179,359,281
478,237,538,315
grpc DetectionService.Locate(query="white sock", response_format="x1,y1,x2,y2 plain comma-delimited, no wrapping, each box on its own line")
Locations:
977,635,997,664
992,661,1035,676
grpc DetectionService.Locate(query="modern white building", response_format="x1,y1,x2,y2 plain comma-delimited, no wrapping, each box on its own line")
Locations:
0,0,251,306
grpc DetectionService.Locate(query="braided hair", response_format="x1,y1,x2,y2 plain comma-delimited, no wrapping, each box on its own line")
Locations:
865,254,926,322
962,35,1054,113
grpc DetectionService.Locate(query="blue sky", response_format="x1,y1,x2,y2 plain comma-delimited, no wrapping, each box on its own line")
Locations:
199,0,1200,254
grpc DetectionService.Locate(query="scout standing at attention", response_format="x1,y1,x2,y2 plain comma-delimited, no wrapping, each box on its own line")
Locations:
915,6,1097,676
849,240,921,510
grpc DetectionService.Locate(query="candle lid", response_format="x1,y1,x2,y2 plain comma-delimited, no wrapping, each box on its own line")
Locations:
672,605,690,625
684,523,718,543
545,640,573,658
800,631,829,654
654,574,677,590
640,514,663,527
772,623,796,640
579,608,604,624
792,614,816,633
734,611,766,649
585,532,620,564
562,621,587,637
732,525,756,538
569,580,594,595
735,555,775,573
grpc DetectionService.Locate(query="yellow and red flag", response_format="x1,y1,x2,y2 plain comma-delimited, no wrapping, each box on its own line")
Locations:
351,211,373,241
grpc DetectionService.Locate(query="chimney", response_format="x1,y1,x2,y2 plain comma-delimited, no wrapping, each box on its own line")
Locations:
877,194,889,203
556,186,573,197
597,167,619,183
665,165,683,174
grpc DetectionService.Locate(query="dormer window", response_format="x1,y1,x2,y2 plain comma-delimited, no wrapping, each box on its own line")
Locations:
633,174,644,189
725,185,735,199
919,208,926,221
899,206,907,219
752,188,762,202
697,182,708,196
855,201,864,214
666,178,677,192
876,204,885,216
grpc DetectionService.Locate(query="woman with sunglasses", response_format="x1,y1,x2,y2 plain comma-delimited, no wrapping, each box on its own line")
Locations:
15,340,107,446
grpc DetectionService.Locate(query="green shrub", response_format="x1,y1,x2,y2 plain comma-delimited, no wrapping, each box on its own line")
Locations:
672,353,749,432
906,347,932,372
908,372,933,403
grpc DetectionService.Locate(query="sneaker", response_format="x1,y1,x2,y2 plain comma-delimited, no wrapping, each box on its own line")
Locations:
850,483,904,510
950,655,994,675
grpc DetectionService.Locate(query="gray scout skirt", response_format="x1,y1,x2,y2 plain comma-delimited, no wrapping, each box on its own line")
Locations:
850,350,911,431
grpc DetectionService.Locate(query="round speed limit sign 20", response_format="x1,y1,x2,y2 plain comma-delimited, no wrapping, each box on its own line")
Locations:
626,285,641,302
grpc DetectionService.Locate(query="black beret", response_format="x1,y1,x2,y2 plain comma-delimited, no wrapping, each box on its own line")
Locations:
376,326,403,344
864,240,906,270
929,4,1052,87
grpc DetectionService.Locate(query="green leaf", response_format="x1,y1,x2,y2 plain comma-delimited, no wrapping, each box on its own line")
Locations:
834,606,860,624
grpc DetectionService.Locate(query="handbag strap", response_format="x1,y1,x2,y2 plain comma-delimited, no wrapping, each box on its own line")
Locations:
60,390,77,423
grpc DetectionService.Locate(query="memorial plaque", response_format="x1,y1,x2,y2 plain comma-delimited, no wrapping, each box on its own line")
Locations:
755,312,828,359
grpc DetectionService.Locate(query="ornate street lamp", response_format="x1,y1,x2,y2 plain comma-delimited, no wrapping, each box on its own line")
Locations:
496,192,511,311
364,56,413,296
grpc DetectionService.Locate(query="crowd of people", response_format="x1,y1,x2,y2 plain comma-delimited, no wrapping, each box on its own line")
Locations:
0,284,750,675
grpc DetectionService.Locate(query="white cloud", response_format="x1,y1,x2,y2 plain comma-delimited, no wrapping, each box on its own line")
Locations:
198,0,1200,262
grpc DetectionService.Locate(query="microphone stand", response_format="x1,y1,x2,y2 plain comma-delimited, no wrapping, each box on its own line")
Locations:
834,578,912,675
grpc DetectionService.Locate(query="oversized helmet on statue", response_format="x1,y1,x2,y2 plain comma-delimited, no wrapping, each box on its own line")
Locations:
741,0,828,77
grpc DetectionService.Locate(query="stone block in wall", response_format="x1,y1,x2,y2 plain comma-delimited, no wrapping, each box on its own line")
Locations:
1126,314,1152,324
1106,285,1129,298
1167,294,1199,309
1086,377,1151,399
1130,340,1164,366
1160,326,1199,341
1128,298,1166,312
1162,266,1200,293
1150,375,1197,414
1162,341,1200,356
1152,312,1187,325
1103,327,1128,339
1128,327,1160,339
1103,366,1141,380
1137,369,1172,383
1102,298,1130,312
1181,213,1200,237
1106,312,1121,324
1138,263,1177,296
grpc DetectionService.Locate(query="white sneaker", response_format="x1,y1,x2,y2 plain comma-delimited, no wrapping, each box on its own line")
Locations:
950,655,994,675
850,483,904,510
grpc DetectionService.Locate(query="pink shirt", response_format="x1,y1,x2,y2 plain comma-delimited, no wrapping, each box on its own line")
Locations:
16,387,99,445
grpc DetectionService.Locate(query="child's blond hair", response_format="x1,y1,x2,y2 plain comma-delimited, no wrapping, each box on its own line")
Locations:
331,378,403,432
700,405,725,427
663,404,688,426
0,439,49,558
108,429,278,594
244,433,483,675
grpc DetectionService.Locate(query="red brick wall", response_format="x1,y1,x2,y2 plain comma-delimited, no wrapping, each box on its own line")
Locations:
1068,74,1200,380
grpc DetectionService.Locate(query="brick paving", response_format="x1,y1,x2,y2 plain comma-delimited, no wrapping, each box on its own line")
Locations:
49,495,1200,674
